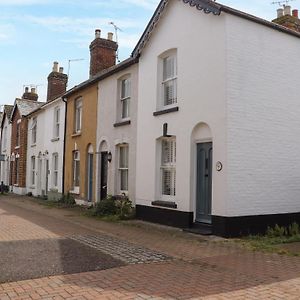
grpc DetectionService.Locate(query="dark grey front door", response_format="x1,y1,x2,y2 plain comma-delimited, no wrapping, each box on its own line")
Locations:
196,142,212,224
87,153,93,202
100,152,108,200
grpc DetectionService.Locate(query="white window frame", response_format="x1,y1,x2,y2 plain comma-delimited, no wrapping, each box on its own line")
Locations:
31,117,37,145
31,156,35,186
53,107,60,139
2,126,7,152
160,137,176,200
16,119,21,147
120,77,131,120
52,153,59,188
158,50,177,109
118,144,129,194
73,150,80,190
74,98,82,133
15,157,19,185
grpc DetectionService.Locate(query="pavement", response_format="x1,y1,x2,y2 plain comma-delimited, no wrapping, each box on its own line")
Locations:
0,195,300,299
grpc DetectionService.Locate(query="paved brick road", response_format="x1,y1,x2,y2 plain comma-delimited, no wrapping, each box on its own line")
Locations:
0,195,300,299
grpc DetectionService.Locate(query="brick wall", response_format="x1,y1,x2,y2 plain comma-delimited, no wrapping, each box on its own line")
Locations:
89,38,118,77
10,108,28,188
226,14,300,216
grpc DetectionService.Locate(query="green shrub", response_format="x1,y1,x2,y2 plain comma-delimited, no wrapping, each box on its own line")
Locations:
266,224,286,237
93,197,117,216
92,196,135,219
288,222,300,236
115,197,135,220
59,193,76,207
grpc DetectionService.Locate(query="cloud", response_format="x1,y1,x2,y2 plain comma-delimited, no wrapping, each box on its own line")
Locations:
23,15,144,36
120,0,160,10
0,24,16,44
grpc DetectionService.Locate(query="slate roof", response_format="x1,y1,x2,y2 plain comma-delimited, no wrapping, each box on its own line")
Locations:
64,57,138,98
14,99,45,117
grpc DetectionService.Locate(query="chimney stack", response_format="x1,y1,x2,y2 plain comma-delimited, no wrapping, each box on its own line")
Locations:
293,9,299,18
47,61,68,102
89,29,118,77
273,5,300,33
22,86,38,101
277,8,284,18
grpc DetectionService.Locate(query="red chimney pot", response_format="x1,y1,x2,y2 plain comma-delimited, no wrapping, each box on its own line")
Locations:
292,9,298,18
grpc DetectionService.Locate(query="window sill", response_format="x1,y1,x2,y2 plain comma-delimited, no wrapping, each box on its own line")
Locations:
153,106,179,116
71,132,81,138
51,137,60,142
113,120,131,127
69,187,80,195
151,200,177,209
15,146,20,150
31,144,36,148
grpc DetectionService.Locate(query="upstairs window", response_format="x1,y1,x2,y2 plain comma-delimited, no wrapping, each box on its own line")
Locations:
118,144,129,193
120,78,131,120
16,120,21,147
74,98,82,133
2,126,7,151
161,138,176,197
162,54,177,106
54,107,60,138
31,117,37,145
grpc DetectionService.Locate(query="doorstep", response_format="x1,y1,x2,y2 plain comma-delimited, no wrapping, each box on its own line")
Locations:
183,222,212,236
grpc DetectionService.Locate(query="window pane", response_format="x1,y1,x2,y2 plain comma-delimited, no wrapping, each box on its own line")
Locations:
119,146,128,168
163,79,177,106
120,169,128,191
121,98,130,119
121,79,130,99
163,56,175,80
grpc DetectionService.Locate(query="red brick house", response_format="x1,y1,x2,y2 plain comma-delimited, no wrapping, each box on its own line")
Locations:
10,88,44,195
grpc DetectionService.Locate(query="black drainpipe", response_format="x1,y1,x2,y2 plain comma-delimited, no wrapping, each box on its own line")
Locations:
62,96,67,195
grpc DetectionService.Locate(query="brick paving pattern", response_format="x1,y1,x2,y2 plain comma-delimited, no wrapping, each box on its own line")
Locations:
0,195,300,299
70,234,171,264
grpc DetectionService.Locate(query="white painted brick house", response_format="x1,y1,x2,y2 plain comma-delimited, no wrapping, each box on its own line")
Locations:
134,0,300,236
96,61,138,202
26,62,67,200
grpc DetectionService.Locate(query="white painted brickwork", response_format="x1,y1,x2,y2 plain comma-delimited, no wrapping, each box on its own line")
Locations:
226,15,300,216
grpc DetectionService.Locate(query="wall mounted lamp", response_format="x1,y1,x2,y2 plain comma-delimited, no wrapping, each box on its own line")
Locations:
107,151,112,163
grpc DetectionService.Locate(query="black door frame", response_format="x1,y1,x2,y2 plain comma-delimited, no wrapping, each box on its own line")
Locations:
100,151,108,200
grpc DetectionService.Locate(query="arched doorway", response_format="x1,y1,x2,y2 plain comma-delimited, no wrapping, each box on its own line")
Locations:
87,144,94,202
191,123,213,224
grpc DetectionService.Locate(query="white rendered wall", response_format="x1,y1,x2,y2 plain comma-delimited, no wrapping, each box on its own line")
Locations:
96,64,138,202
26,99,65,197
226,14,300,216
0,116,12,186
135,1,228,216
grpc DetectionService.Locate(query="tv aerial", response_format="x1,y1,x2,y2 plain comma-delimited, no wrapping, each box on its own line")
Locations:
109,21,122,63
271,0,295,7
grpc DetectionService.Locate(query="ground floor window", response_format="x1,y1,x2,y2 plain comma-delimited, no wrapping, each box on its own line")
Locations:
31,156,35,186
161,137,176,197
118,144,129,193
52,153,58,188
73,150,80,188
15,158,19,185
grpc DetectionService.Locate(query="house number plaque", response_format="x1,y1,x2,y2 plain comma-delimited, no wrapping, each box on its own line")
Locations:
216,161,223,172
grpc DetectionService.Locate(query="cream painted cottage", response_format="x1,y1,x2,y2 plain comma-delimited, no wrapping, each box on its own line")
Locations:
133,0,300,236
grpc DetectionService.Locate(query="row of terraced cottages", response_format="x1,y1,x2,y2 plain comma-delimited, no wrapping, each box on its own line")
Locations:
1,0,300,237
